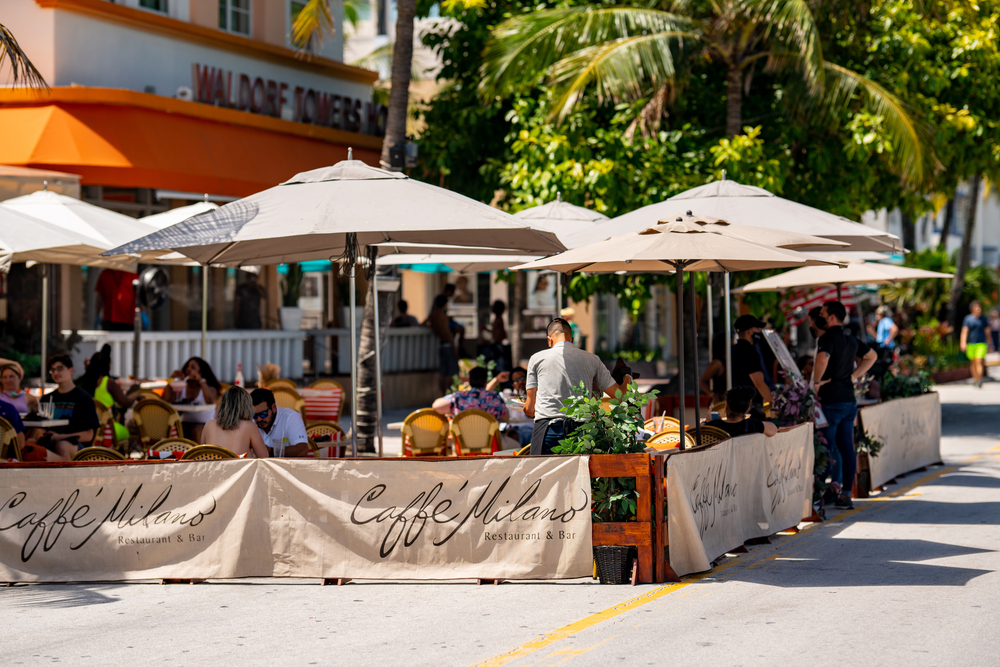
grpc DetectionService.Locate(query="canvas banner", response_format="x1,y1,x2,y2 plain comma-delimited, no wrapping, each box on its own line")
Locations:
860,393,941,490
666,424,813,577
0,457,592,582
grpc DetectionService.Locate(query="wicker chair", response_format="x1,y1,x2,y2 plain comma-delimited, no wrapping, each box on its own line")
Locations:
132,388,163,402
270,386,307,422
305,421,346,457
181,445,238,460
92,399,127,453
265,378,299,390
513,444,531,456
304,380,344,423
401,409,449,457
0,416,21,461
450,409,500,457
132,399,183,449
646,429,697,450
712,401,727,415
147,437,200,459
644,416,680,432
72,446,127,462
693,425,732,446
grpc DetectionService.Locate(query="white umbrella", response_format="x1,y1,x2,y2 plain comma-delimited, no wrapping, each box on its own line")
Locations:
513,218,837,446
140,201,219,230
513,195,609,241
105,157,567,458
734,261,953,295
377,253,542,274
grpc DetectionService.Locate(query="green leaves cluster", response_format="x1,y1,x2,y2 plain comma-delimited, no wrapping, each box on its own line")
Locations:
551,382,657,523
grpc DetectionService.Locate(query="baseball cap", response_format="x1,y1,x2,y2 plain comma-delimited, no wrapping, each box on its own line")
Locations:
734,314,766,332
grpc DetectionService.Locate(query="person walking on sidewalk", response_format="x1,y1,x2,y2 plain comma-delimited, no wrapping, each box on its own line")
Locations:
812,301,877,509
523,318,631,455
961,301,993,388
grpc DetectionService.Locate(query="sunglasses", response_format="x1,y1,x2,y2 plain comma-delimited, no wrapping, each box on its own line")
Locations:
253,409,270,420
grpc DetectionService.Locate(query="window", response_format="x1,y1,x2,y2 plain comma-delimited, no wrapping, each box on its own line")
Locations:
138,0,167,11
219,0,251,35
288,0,306,46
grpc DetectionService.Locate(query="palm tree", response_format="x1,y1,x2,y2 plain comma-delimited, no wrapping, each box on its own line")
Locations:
1,22,46,87
480,0,933,186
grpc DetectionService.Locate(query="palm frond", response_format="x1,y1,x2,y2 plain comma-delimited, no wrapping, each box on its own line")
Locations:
743,0,823,90
343,0,360,30
480,7,695,100
291,0,335,54
547,31,693,121
0,22,47,89
351,43,427,81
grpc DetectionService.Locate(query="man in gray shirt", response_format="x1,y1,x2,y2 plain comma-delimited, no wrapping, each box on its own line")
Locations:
524,318,630,454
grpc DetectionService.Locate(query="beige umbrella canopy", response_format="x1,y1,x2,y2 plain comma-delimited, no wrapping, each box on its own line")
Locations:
580,179,901,253
105,159,565,265
513,196,609,243
734,260,953,293
377,253,540,274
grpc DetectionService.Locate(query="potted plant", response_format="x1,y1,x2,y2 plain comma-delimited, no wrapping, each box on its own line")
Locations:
279,263,304,331
552,382,656,584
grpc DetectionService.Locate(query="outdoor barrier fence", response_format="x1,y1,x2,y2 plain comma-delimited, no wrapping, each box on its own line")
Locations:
859,392,942,491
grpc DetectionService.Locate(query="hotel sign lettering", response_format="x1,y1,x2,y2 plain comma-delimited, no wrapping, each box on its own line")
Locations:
191,64,387,136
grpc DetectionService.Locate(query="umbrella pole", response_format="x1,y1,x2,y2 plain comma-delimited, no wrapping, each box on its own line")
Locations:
201,265,208,358
554,272,562,321
133,278,141,380
837,282,843,301
371,267,384,458
706,282,713,352
691,276,701,448
676,266,685,449
724,273,732,391
350,269,358,458
40,265,48,390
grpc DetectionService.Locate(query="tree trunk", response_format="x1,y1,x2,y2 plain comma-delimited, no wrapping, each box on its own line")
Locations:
726,67,743,137
354,0,414,450
947,176,981,335
356,275,393,453
938,198,955,251
509,272,528,366
900,210,915,252
379,0,415,167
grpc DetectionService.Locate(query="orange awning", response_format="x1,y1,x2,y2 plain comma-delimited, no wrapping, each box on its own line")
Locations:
0,88,382,197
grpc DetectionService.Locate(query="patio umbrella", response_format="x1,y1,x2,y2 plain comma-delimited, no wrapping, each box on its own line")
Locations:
105,156,567,458
513,217,837,446
377,253,542,274
733,260,953,295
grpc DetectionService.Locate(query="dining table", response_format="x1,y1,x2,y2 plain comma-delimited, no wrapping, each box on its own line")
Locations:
21,418,70,429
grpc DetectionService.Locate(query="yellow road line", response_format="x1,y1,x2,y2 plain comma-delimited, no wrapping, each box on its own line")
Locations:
471,453,994,667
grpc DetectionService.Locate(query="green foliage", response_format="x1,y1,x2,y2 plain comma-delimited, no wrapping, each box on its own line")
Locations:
856,430,886,458
448,354,497,393
552,382,657,523
880,249,999,322
595,346,662,363
881,371,933,401
280,264,305,308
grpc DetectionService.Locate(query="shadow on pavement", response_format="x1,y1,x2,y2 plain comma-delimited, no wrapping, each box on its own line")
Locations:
858,500,1000,525
941,403,1000,439
4,583,127,607
929,472,1000,489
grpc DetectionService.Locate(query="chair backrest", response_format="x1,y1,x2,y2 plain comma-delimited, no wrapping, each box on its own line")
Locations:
132,399,182,446
0,416,20,461
450,409,499,456
149,437,200,454
270,386,306,420
646,429,697,450
308,379,342,390
92,399,115,448
133,389,163,402
400,409,449,456
644,416,680,432
694,425,732,446
266,378,299,390
181,445,238,460
306,420,345,441
72,446,127,462
712,401,727,415
513,444,531,456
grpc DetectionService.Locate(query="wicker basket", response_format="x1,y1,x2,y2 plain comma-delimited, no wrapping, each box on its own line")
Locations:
593,545,636,585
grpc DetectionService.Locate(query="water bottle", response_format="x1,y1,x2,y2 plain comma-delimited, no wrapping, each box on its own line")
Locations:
234,363,244,388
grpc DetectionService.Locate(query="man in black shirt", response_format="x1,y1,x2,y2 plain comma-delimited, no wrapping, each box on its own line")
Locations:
39,353,100,461
730,315,773,413
812,301,877,509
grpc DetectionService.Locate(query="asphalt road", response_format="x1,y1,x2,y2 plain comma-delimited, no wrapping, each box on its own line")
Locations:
3,380,999,667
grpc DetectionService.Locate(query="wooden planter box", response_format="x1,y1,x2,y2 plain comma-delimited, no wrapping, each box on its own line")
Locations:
931,366,971,384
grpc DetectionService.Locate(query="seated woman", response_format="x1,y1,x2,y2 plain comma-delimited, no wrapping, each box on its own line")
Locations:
76,344,139,445
201,388,269,458
706,386,777,438
0,361,39,415
161,356,221,443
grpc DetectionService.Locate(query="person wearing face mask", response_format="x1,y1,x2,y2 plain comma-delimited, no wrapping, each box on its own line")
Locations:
730,315,773,415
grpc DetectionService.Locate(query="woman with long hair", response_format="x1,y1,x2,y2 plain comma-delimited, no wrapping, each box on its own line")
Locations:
162,356,222,443
0,361,38,414
201,388,269,457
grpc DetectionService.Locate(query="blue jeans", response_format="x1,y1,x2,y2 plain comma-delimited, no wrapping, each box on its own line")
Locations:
821,402,858,495
530,418,580,455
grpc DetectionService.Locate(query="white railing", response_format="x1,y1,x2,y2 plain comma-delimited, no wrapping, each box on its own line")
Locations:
304,327,438,375
67,327,439,381
66,330,304,383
